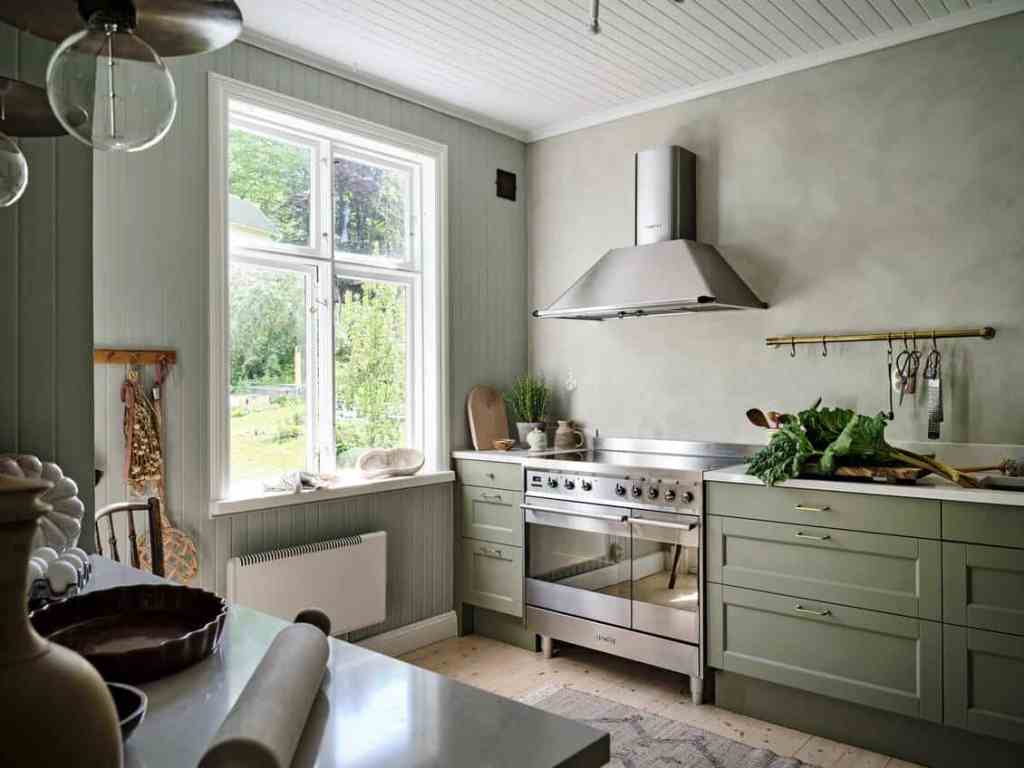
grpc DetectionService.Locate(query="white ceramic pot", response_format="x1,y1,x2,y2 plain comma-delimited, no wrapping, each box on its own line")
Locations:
526,427,549,451
516,421,545,447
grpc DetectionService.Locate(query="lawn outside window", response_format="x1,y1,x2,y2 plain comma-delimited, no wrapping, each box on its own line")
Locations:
209,75,448,506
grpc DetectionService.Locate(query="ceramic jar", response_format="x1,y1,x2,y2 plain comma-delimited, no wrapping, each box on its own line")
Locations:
0,476,123,767
516,421,546,447
554,421,585,450
526,427,549,451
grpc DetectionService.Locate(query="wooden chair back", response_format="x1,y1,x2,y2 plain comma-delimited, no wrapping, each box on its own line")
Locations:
94,497,165,577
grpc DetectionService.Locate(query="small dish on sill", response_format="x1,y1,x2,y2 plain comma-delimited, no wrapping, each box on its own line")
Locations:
357,448,425,479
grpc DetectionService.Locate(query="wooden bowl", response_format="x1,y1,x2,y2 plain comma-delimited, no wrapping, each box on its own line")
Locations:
492,439,515,451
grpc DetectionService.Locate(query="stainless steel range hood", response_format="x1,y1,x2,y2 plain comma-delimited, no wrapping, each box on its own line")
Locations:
533,146,767,320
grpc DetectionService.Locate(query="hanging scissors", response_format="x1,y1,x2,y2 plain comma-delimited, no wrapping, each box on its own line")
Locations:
895,334,919,405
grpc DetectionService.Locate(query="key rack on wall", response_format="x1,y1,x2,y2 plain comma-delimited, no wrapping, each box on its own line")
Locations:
94,349,178,366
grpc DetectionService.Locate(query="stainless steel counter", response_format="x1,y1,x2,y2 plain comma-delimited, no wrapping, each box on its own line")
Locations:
82,558,609,768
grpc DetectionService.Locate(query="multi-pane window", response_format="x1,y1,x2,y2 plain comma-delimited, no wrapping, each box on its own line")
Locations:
217,89,442,496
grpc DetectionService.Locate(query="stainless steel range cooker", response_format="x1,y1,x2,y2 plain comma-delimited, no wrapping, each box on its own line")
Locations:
522,438,758,704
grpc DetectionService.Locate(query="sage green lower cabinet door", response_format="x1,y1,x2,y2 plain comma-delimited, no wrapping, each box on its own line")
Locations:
707,515,940,619
461,487,524,546
943,542,1024,636
944,625,1024,743
462,538,523,617
709,585,942,722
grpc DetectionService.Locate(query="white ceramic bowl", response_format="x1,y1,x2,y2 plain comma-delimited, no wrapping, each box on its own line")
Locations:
357,448,425,479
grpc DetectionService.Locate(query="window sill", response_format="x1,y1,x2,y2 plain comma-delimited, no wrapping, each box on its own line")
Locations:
209,470,455,518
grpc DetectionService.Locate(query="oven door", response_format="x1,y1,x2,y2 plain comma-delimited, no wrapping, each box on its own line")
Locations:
629,511,700,644
523,496,632,627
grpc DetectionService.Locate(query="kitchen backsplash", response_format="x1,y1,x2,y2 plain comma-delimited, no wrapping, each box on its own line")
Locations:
527,15,1024,448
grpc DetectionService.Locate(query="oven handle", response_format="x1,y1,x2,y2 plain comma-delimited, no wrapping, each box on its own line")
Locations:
521,504,629,524
629,517,698,531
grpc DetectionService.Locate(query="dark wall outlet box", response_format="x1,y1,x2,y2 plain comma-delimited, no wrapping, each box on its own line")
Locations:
496,169,517,201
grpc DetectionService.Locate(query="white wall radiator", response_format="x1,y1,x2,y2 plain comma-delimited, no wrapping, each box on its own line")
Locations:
226,532,386,635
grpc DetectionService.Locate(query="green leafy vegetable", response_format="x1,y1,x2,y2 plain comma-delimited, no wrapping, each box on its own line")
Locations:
747,402,978,488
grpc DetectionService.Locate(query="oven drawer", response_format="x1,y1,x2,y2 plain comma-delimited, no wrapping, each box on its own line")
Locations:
461,487,523,546
707,584,942,722
706,482,939,539
455,459,522,492
943,542,1024,635
462,538,523,618
707,516,940,620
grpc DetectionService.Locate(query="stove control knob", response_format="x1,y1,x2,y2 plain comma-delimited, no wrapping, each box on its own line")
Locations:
563,479,575,490
647,486,659,500
631,485,642,498
581,480,593,492
680,491,694,504
663,488,677,502
615,484,627,497
546,477,558,488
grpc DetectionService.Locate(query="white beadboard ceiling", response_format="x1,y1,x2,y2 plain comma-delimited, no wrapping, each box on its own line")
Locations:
237,0,1024,141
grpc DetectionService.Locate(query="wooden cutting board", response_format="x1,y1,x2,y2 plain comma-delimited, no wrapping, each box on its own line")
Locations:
467,385,510,450
801,464,930,483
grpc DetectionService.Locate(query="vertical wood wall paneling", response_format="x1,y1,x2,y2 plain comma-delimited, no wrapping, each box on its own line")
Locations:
210,483,452,635
0,24,95,550
94,41,524,627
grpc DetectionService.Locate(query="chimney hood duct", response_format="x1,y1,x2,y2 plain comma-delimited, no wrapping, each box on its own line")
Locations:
532,146,767,320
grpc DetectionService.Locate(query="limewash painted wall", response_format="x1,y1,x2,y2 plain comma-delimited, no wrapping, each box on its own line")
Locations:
527,14,1024,448
93,40,527,603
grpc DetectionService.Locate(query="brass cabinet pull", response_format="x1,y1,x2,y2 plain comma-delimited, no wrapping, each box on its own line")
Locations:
480,492,503,502
794,604,832,617
478,546,507,560
794,531,831,541
794,504,831,513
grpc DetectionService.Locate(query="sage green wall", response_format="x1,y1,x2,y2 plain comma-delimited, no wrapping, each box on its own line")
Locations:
93,41,526,593
0,25,95,549
527,14,1024,446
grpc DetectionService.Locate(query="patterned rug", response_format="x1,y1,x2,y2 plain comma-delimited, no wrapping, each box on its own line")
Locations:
521,686,809,768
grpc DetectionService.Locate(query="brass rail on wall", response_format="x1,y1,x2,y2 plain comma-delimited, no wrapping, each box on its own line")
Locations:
766,327,995,349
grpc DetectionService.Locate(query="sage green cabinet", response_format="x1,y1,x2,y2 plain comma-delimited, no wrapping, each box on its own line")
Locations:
707,516,941,620
462,539,523,617
706,482,940,538
708,583,942,722
943,543,1024,636
944,625,1024,744
461,487,523,547
454,459,522,492
943,502,1024,549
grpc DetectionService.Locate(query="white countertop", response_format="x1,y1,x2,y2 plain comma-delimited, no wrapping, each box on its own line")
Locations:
452,448,576,464
705,464,1024,507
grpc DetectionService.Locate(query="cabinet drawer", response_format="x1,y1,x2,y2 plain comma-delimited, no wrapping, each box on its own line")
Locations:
706,482,939,538
455,459,522,491
707,516,940,619
943,542,1024,635
944,625,1024,743
707,584,942,722
462,538,523,618
943,502,1024,549
461,487,523,547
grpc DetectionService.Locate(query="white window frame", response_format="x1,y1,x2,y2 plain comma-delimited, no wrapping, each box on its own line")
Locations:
208,73,448,505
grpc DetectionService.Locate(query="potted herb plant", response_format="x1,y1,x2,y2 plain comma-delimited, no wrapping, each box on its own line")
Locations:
505,374,551,447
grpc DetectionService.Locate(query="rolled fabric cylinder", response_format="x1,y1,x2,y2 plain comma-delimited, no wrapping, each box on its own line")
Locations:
199,623,329,768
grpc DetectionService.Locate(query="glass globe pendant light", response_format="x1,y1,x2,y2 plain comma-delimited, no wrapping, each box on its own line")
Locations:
0,86,28,207
0,130,29,207
46,3,177,152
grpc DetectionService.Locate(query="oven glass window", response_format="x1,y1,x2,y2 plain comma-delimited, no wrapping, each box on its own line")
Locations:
629,519,700,643
527,520,632,599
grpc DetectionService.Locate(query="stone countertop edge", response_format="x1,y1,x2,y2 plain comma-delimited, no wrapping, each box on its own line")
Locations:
452,448,560,464
705,464,1023,507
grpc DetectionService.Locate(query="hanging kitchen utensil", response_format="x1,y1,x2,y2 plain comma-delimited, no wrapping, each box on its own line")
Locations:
895,335,920,406
885,335,895,420
923,334,943,440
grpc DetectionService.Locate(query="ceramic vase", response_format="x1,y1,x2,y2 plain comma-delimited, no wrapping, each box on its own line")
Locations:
526,428,549,451
0,476,123,767
516,421,545,447
554,421,585,450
